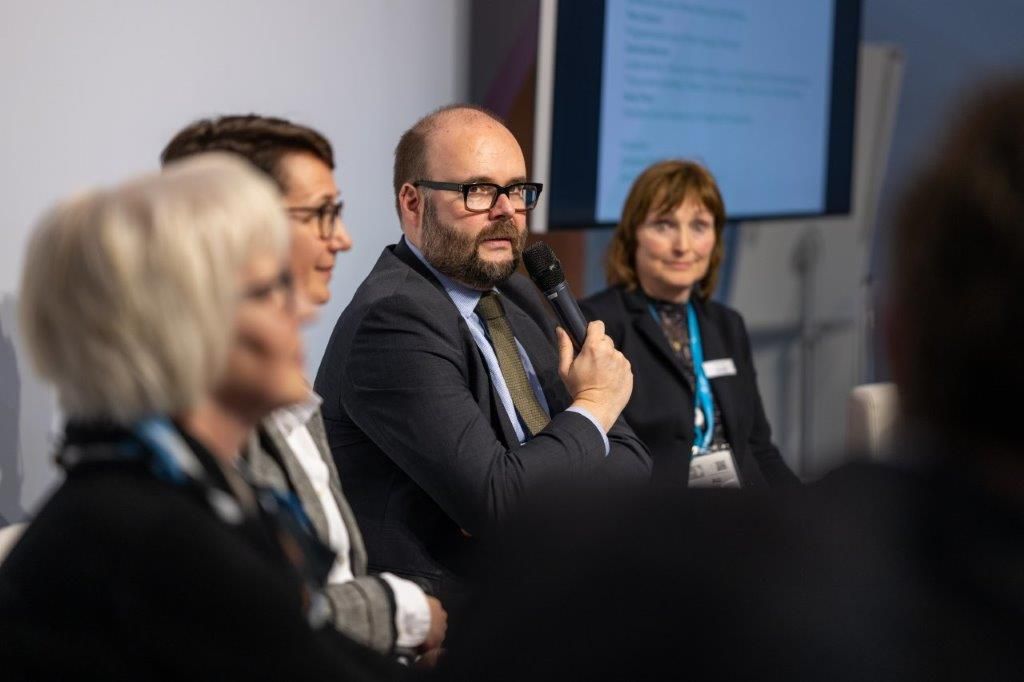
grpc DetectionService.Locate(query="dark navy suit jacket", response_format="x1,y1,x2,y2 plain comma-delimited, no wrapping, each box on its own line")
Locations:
315,240,650,599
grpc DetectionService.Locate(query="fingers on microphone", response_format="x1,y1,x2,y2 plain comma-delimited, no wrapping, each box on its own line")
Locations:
556,327,574,376
583,321,607,350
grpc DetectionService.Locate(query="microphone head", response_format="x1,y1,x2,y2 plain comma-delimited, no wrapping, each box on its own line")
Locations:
523,242,566,291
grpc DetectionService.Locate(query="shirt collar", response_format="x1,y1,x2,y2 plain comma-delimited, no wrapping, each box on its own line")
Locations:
269,390,323,437
404,236,490,320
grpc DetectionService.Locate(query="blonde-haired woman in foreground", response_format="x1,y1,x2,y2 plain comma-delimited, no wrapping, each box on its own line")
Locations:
0,154,400,681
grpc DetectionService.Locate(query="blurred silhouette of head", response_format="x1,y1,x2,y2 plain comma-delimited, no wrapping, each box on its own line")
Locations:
887,76,1024,451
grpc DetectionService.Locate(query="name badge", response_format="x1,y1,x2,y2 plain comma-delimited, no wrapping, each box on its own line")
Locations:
702,358,736,379
689,448,741,489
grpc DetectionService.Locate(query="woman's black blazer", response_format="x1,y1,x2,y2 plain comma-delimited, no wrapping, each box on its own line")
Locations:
0,428,399,680
581,285,799,488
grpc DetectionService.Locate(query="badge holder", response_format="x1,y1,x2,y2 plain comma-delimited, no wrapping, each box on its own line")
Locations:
688,445,741,488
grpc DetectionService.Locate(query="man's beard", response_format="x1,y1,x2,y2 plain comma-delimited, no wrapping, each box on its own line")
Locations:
420,198,525,290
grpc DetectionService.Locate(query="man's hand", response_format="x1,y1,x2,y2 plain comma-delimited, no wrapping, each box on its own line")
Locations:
557,321,633,431
420,596,447,654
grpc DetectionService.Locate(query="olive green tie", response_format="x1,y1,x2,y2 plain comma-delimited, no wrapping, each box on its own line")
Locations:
475,291,551,437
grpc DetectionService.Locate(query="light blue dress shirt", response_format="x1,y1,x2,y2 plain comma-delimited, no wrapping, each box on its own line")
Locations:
405,239,608,453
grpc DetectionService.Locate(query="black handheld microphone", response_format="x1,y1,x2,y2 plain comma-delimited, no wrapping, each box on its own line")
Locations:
523,242,589,349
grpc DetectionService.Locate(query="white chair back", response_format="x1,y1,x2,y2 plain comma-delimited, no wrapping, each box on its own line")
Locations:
846,382,900,460
0,522,27,564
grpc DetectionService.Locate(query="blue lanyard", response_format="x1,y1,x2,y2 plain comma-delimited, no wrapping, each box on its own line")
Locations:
687,303,715,455
131,418,316,533
648,302,715,455
131,417,205,486
60,417,334,627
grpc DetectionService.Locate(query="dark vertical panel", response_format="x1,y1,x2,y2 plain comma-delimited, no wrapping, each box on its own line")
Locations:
824,0,862,214
548,0,606,230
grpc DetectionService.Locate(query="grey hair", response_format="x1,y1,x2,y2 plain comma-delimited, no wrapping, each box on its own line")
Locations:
19,153,288,423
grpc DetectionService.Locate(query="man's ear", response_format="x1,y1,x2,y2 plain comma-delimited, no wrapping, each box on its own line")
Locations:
399,183,422,227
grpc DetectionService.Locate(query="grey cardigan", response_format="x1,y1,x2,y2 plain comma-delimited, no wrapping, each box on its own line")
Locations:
245,408,399,653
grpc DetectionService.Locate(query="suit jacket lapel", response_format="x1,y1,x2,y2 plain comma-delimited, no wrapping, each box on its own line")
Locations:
392,236,448,296
622,288,693,390
259,418,333,547
245,430,290,489
693,299,739,445
306,409,366,574
491,384,523,448
394,237,525,449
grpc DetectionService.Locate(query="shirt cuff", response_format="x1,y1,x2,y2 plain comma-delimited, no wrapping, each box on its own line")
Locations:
380,572,431,649
565,406,611,456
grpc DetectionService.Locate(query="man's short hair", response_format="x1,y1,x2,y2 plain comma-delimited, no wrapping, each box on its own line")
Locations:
20,154,288,424
392,104,505,217
161,114,334,192
890,76,1024,448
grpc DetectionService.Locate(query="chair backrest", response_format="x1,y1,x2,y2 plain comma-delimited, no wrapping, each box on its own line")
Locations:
846,382,900,460
0,522,27,565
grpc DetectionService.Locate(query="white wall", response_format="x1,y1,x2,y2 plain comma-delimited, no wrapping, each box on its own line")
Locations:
0,0,470,523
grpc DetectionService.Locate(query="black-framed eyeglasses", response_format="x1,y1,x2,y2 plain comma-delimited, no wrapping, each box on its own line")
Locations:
413,180,543,213
285,199,344,239
242,269,296,310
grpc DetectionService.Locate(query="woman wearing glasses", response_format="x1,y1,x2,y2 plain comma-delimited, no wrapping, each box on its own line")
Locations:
161,115,446,660
581,160,798,489
0,155,397,679
161,114,352,306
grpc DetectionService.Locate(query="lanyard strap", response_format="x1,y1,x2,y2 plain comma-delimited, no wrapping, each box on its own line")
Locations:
687,303,715,455
133,418,318,534
132,417,207,486
61,417,336,627
647,301,716,455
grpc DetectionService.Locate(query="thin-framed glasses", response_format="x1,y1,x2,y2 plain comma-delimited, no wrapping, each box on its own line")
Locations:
286,199,344,239
413,180,543,213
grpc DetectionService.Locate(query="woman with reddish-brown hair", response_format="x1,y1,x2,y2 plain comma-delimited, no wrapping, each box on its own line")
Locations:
582,159,798,489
